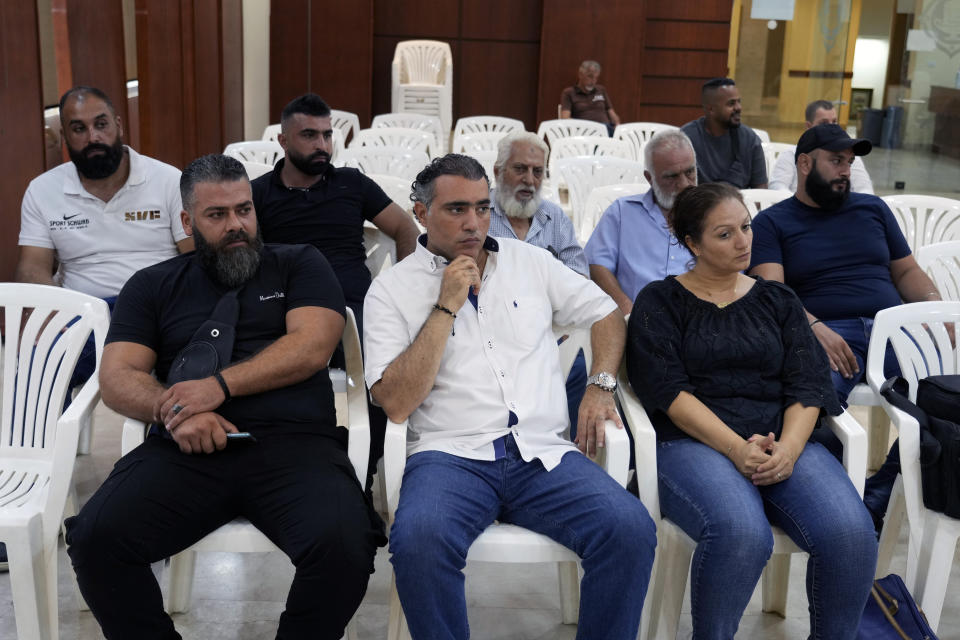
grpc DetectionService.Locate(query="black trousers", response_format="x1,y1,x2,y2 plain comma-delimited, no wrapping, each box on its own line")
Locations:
66,433,383,640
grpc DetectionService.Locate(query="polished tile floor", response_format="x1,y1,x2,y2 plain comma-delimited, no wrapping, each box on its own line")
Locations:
1,400,958,639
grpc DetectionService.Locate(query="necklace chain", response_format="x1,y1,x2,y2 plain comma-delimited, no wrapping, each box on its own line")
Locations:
687,274,740,308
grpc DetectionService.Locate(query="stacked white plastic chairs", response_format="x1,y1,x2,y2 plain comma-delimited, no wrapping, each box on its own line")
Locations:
372,113,446,155
613,122,678,164
391,40,453,137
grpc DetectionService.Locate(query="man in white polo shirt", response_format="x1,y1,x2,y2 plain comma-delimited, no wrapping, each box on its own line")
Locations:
16,86,191,300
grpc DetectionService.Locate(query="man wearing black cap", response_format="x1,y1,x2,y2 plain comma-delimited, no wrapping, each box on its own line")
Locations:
748,124,943,526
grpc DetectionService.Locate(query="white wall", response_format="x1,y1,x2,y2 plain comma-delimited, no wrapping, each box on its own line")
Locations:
242,0,270,141
852,37,890,108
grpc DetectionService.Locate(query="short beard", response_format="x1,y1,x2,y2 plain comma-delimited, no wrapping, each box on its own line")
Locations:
495,184,541,220
194,227,264,288
806,159,850,211
286,148,331,176
651,179,694,213
69,138,125,179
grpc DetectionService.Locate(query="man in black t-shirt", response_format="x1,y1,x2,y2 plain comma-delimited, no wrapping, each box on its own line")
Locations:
65,154,383,640
252,93,420,487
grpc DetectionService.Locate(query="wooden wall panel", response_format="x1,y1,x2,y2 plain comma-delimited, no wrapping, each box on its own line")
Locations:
641,50,729,78
458,41,540,128
52,0,129,127
0,2,45,281
638,105,703,126
538,0,645,125
221,0,245,143
269,0,374,127
646,0,733,21
373,0,458,38
461,0,542,42
644,20,731,50
639,77,704,106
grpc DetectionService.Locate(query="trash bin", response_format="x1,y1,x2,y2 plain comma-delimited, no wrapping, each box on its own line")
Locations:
860,108,884,146
881,105,903,149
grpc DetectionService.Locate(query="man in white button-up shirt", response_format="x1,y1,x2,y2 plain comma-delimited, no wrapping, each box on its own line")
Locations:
364,154,655,640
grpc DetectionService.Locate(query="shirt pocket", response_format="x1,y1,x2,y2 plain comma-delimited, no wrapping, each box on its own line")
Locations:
503,295,549,349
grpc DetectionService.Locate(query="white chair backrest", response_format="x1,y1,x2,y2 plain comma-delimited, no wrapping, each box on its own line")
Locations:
917,241,960,302
336,146,430,182
740,188,792,218
356,127,435,158
261,123,281,143
762,142,795,178
548,136,633,177
452,116,524,152
461,149,498,187
223,140,284,166
241,161,273,180
613,122,678,162
453,131,509,153
579,183,651,244
555,157,647,232
367,173,414,211
393,40,452,85
372,112,445,154
753,127,771,143
330,109,361,147
536,119,607,151
882,195,960,251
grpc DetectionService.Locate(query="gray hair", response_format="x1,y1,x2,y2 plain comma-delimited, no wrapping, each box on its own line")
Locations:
180,154,249,215
411,154,489,210
580,60,601,73
644,129,696,176
494,131,549,174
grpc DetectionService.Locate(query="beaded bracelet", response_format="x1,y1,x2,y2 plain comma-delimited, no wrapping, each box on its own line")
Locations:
433,304,457,319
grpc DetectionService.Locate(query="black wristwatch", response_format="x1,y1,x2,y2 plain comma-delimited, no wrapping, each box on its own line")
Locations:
586,372,617,392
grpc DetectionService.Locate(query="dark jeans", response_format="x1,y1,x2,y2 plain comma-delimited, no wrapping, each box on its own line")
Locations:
566,348,588,441
823,318,902,519
65,434,383,640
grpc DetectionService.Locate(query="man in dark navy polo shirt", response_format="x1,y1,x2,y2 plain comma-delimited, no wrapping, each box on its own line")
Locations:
252,94,420,488
65,154,384,639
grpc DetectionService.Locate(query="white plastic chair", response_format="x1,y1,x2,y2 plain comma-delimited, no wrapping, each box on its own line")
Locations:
383,330,630,640
261,123,281,143
223,140,284,167
372,113,446,155
918,241,960,302
754,127,771,143
618,367,868,640
579,183,651,245
461,149,498,187
0,284,110,640
391,40,453,137
240,161,273,180
865,301,960,632
355,127,437,159
612,122,678,163
367,173,414,211
336,146,430,182
451,116,524,153
554,157,647,235
548,136,633,179
451,131,508,154
740,188,792,218
536,119,607,154
762,142,795,180
881,195,960,252
118,308,367,639
331,109,362,148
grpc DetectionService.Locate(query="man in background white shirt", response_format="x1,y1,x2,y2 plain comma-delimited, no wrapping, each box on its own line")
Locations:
769,99,874,194
363,154,655,640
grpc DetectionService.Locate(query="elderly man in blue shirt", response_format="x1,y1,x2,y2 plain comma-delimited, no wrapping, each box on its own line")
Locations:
585,129,698,316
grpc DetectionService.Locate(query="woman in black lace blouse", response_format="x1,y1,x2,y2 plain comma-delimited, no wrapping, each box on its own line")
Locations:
627,183,877,639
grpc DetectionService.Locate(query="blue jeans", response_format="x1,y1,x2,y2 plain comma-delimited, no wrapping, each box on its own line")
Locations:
389,436,656,640
565,349,588,441
657,439,877,640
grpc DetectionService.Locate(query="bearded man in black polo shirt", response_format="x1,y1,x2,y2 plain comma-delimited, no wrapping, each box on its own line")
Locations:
252,93,420,487
65,154,384,640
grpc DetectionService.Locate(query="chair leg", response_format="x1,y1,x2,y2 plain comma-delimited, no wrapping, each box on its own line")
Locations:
165,550,197,614
343,614,359,640
7,517,58,640
646,526,689,640
77,412,93,455
387,572,412,640
912,515,958,633
761,553,791,617
867,405,890,472
876,475,906,579
557,561,580,624
374,459,388,517
60,487,90,613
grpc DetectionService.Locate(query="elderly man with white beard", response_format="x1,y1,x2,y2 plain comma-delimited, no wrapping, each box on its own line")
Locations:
488,131,591,436
585,128,698,317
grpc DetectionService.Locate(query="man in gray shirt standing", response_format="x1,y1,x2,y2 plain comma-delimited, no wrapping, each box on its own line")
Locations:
682,77,768,189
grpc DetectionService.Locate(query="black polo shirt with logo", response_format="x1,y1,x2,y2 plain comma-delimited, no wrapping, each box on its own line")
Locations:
560,84,614,124
106,243,345,437
251,160,392,309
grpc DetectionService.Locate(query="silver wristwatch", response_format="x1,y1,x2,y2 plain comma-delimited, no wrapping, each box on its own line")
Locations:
586,371,617,392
